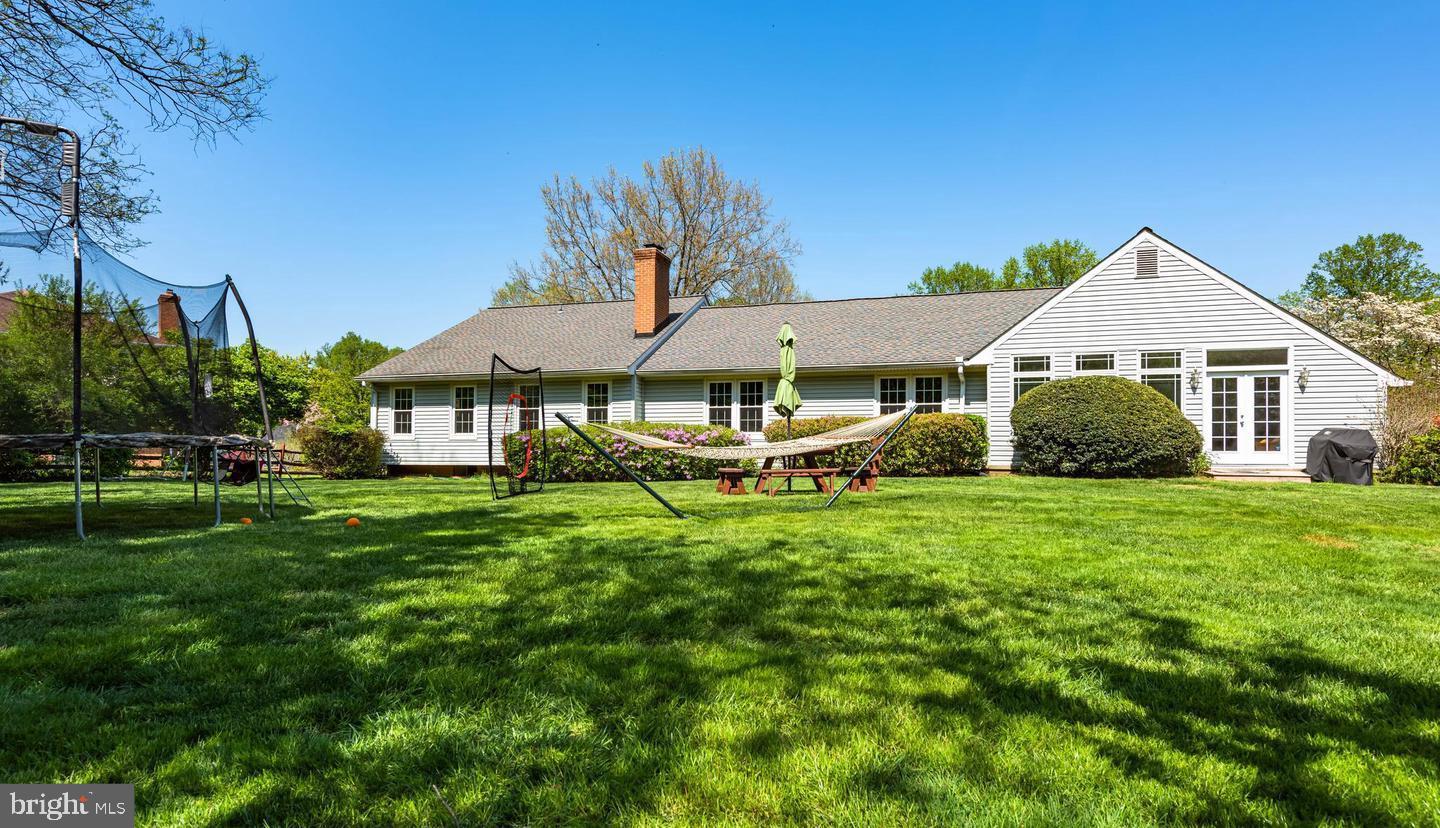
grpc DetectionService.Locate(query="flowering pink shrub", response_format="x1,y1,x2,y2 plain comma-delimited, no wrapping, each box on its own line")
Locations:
507,421,753,482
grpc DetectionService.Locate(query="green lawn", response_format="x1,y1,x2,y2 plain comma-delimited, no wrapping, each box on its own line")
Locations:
1,475,1437,826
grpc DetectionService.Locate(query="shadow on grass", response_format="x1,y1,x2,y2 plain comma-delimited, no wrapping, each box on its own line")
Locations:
0,484,1435,824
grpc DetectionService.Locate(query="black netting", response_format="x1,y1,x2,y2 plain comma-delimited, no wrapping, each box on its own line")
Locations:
0,227,262,439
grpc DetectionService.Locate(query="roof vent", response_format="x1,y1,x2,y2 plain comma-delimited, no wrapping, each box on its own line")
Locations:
1135,246,1158,278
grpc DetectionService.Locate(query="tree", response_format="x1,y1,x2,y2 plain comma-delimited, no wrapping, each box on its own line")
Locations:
309,332,402,426
907,238,1098,296
1002,239,1099,288
495,147,804,306
907,261,1001,294
219,342,311,436
1285,233,1438,303
0,0,267,249
1288,293,1440,383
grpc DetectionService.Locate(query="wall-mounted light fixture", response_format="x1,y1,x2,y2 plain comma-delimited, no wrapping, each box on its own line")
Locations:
1297,366,1311,391
1187,367,1202,393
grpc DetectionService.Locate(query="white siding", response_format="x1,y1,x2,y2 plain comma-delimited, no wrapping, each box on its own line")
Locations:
963,365,987,412
373,374,630,467
986,242,1387,469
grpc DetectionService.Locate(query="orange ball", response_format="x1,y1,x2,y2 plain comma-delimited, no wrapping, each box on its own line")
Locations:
345,517,361,527
239,517,252,525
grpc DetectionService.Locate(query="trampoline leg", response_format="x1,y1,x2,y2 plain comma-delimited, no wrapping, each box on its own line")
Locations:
94,447,102,507
266,447,275,518
192,447,199,506
73,442,86,540
212,448,222,527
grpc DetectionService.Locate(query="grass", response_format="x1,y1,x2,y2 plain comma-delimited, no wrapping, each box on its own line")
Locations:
1,475,1438,826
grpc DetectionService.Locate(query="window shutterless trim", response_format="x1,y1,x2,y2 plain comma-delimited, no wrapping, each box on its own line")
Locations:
451,384,477,437
391,386,415,438
585,381,611,424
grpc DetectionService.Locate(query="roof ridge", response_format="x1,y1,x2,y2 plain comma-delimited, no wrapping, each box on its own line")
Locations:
485,294,705,310
694,285,1064,311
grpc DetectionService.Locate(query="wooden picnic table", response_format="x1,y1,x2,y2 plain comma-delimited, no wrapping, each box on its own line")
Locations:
754,450,839,496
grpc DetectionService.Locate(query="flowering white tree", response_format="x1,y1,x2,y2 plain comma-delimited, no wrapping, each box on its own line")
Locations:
1290,293,1440,464
1290,293,1440,382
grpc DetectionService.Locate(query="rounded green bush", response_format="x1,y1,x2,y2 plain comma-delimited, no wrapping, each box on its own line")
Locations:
297,421,386,479
1010,375,1202,477
1380,430,1440,485
761,412,988,475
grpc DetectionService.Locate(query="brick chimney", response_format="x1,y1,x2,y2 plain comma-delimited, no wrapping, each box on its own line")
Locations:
157,290,182,338
633,244,671,336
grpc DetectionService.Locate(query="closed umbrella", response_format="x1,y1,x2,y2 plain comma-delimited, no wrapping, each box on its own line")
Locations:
774,322,803,488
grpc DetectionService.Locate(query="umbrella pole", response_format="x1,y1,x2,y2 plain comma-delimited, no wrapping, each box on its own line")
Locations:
786,416,792,491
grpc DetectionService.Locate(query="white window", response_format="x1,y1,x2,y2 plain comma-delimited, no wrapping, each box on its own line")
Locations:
1140,351,1183,407
585,382,610,424
1074,352,1115,372
739,380,765,432
517,384,540,431
453,386,476,434
879,377,907,414
708,382,734,428
392,387,413,435
914,376,943,413
1012,356,1051,400
1206,347,1289,368
708,380,766,431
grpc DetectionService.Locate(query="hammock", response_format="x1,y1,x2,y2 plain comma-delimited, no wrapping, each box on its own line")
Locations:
586,406,913,460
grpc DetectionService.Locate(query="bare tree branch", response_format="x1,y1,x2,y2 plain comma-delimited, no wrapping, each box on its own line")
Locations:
0,0,268,249
494,147,804,307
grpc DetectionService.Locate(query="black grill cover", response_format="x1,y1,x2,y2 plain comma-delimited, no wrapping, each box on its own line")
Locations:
1305,428,1377,485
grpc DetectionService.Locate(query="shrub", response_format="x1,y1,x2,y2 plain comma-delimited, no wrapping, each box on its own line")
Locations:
297,420,385,479
1011,376,1202,477
1380,430,1440,485
510,421,753,482
761,413,987,475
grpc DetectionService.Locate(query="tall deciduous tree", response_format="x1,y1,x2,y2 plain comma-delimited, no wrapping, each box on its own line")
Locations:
309,332,402,426
1285,233,1438,303
908,239,1098,295
0,0,267,250
907,262,1000,294
495,148,804,307
1002,239,1099,288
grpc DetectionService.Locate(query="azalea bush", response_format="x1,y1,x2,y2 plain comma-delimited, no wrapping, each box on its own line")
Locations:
761,413,988,475
509,422,753,482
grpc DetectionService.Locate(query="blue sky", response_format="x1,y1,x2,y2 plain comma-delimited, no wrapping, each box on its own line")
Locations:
117,1,1440,354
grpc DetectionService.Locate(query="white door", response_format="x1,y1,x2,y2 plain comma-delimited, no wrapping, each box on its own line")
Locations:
1207,373,1286,465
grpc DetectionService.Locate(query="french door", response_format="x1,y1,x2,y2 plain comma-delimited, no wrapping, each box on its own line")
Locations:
1208,373,1285,465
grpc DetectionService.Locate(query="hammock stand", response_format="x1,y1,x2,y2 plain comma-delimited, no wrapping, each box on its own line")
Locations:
555,405,918,519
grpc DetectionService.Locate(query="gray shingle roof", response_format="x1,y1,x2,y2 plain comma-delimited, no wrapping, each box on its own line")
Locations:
358,296,704,379
638,289,1061,372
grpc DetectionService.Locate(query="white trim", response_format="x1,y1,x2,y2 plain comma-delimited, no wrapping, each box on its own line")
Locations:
705,377,767,433
390,386,415,439
1203,369,1292,466
969,228,1406,386
872,373,948,416
1073,351,1117,374
584,381,612,424
450,383,479,438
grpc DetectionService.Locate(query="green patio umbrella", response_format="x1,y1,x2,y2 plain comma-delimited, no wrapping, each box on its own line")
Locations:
774,322,803,488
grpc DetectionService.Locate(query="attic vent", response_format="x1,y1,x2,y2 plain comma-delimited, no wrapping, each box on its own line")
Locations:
1135,246,1158,278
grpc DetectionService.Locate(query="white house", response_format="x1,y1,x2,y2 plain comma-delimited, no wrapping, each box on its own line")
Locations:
359,229,1404,475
